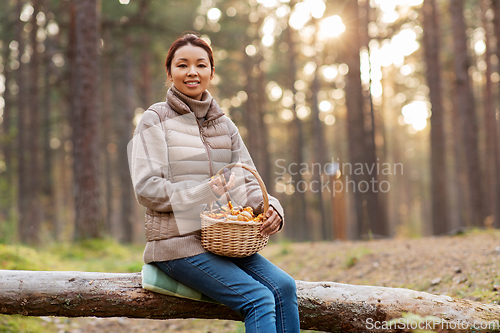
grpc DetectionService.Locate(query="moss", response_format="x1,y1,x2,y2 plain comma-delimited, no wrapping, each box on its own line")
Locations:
0,315,57,333
0,245,54,271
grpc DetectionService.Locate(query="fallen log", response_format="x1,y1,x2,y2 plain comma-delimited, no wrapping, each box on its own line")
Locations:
1,270,499,332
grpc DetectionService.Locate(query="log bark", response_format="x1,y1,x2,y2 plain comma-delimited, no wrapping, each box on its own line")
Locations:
1,270,499,332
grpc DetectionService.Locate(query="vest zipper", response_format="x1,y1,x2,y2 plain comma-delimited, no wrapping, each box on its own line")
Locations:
198,123,214,177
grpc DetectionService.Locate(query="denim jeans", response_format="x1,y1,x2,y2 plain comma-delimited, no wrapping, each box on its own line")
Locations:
155,252,300,333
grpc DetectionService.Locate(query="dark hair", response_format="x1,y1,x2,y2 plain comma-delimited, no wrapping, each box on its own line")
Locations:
165,33,215,76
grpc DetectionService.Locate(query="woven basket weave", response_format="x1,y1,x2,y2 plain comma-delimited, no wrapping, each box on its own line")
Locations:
201,163,269,258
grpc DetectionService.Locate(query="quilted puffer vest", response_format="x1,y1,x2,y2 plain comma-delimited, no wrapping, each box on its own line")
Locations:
142,95,233,241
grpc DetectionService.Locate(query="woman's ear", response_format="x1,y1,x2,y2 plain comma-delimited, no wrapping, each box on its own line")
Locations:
211,67,215,79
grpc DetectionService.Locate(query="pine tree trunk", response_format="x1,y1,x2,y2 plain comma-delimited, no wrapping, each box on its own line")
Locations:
101,32,114,236
25,0,42,244
422,0,449,235
118,39,135,243
256,62,271,190
73,0,102,240
449,0,485,227
242,50,259,171
242,49,272,205
139,37,152,108
1,35,13,221
451,87,470,231
489,0,500,228
42,24,56,239
285,16,308,241
67,0,78,238
16,0,29,242
360,0,389,238
240,15,261,169
480,0,499,229
309,25,328,240
138,0,152,107
343,0,387,238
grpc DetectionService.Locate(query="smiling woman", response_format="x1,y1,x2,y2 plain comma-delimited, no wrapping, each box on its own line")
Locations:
165,37,214,100
129,33,300,333
168,45,213,100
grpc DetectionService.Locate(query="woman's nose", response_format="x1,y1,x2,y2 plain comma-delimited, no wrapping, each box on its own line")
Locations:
187,66,197,76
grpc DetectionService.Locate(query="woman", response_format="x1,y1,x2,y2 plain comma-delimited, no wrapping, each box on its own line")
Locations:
130,33,300,333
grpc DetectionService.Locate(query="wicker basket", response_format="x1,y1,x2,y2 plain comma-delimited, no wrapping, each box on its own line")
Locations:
201,163,269,258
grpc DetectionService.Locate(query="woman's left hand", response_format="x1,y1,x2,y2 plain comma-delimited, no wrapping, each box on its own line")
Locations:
260,206,282,237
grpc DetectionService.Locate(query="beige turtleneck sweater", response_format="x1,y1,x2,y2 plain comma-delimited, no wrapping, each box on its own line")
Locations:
170,85,211,123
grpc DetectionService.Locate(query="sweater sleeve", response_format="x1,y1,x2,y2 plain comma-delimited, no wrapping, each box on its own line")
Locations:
225,119,285,227
128,110,219,212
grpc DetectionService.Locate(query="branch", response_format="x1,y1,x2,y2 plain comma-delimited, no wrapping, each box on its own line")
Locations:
1,270,499,332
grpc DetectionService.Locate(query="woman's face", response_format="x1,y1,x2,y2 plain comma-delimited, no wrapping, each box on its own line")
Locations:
168,44,213,100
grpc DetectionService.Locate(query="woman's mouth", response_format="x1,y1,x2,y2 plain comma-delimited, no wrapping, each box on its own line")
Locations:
185,81,200,87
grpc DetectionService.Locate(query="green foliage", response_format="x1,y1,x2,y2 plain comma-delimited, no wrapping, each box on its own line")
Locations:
0,239,143,273
46,238,144,272
0,244,53,270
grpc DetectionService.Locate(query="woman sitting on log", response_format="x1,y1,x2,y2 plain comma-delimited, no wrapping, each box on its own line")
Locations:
129,33,300,333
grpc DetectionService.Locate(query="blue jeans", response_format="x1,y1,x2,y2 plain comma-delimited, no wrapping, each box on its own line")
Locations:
155,252,300,333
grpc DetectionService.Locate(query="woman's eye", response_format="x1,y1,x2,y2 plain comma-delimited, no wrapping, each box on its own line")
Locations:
178,64,187,68
198,64,207,68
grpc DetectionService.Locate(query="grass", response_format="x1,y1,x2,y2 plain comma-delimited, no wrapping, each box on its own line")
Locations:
343,246,372,269
0,239,143,333
0,239,147,333
0,315,58,333
0,238,144,272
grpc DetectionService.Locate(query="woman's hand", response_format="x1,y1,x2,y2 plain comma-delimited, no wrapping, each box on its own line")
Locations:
260,206,282,236
209,172,235,197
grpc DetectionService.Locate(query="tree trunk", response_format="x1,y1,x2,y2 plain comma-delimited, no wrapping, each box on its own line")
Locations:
489,0,500,228
1,270,499,332
25,0,42,244
480,0,499,229
309,30,328,240
449,0,485,227
343,0,387,239
73,0,102,240
257,59,275,189
67,0,78,238
364,1,390,237
101,31,114,236
285,7,308,241
117,39,135,243
42,0,56,239
256,62,271,189
422,0,449,235
15,0,29,242
139,38,153,108
138,0,152,107
1,34,13,222
242,49,259,173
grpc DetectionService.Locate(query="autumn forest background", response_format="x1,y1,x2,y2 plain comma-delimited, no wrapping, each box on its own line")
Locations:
0,0,499,246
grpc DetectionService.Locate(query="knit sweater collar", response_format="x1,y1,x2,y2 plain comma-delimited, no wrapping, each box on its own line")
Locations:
169,85,212,119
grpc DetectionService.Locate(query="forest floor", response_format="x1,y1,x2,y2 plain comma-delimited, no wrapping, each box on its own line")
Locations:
1,229,500,332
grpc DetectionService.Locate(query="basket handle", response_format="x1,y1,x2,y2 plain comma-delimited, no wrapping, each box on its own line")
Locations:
214,163,269,214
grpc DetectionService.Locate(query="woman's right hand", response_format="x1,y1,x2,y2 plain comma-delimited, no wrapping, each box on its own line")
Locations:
209,172,235,197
